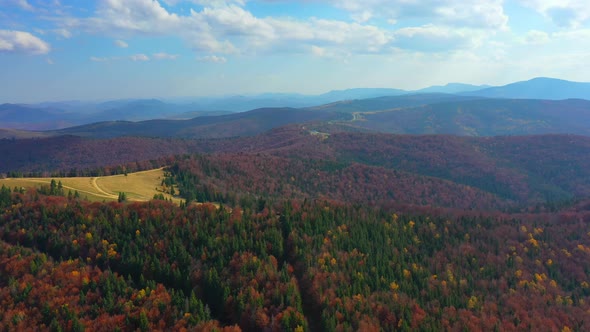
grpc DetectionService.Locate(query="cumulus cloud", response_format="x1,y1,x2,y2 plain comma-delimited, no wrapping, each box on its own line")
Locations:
64,0,492,57
520,0,590,27
68,0,391,55
331,0,508,30
153,52,179,60
129,53,150,61
197,55,227,63
393,25,478,52
114,39,128,48
0,30,50,55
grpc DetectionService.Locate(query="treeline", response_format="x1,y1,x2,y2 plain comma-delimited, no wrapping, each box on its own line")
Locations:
4,156,177,179
1,187,590,330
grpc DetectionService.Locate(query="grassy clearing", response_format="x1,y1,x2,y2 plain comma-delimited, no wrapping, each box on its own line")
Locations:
0,168,181,204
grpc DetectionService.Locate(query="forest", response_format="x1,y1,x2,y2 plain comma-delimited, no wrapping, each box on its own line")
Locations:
1,125,590,331
1,149,590,330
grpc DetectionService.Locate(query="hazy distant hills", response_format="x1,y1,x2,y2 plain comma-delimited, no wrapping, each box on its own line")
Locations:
341,98,590,136
416,83,491,94
307,93,479,113
2,77,590,135
463,77,590,100
34,97,589,139
51,108,349,139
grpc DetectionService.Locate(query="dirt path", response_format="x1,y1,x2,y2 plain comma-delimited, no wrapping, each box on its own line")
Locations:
4,178,116,200
90,177,118,199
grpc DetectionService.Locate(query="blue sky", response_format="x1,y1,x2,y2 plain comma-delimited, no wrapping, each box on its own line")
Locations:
1,0,590,103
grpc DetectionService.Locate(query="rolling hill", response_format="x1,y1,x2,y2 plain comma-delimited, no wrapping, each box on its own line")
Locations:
463,77,590,100
339,98,590,136
50,107,349,139
2,127,589,209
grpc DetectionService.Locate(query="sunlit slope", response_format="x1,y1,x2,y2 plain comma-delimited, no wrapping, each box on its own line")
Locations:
0,168,179,203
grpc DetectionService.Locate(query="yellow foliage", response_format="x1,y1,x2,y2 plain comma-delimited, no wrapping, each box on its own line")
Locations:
137,289,147,300
546,259,553,266
408,220,415,228
527,237,539,248
467,296,478,309
85,232,93,241
136,229,140,236
71,270,80,278
390,281,399,291
550,280,557,288
514,270,523,278
403,269,411,279
330,258,337,266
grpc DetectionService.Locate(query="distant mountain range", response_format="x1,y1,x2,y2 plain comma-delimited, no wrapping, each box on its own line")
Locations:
10,97,579,139
1,77,590,134
50,108,349,139
462,77,590,99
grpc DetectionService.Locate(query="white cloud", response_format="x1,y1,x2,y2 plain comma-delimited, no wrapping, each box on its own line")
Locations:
114,39,128,48
6,0,34,11
0,30,50,55
62,0,499,58
393,25,478,52
153,52,179,60
331,0,508,30
90,56,110,62
197,55,227,63
129,53,150,61
524,30,549,45
519,0,590,27
47,58,54,64
311,45,326,57
53,28,72,38
64,0,391,56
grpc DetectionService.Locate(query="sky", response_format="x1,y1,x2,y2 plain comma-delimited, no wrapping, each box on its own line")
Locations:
1,0,590,103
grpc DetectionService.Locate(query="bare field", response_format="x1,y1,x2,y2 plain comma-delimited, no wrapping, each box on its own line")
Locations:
0,168,181,203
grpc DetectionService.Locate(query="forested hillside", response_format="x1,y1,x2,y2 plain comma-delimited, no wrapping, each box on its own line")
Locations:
2,123,590,331
1,185,589,331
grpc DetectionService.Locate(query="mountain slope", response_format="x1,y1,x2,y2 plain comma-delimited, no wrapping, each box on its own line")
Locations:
3,127,589,208
416,83,491,94
464,77,590,99
307,93,479,113
345,98,590,136
52,107,349,139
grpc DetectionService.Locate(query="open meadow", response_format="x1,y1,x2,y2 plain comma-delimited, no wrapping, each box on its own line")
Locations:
0,168,180,203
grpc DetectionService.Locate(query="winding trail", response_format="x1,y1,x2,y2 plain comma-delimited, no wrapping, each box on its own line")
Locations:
3,178,116,200
90,177,118,199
